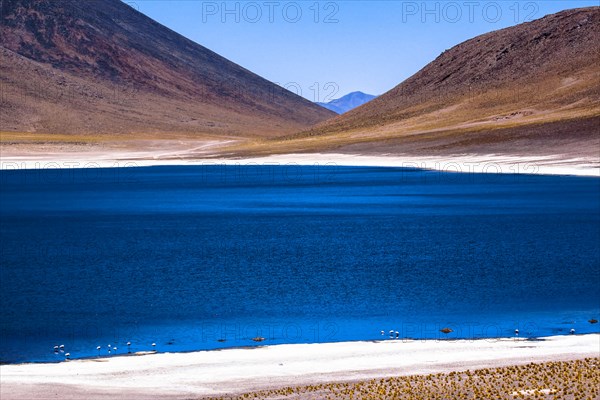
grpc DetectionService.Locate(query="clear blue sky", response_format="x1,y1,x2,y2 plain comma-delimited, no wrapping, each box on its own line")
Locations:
129,1,598,102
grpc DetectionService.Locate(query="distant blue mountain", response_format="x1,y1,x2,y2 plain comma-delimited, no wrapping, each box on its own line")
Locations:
316,91,377,114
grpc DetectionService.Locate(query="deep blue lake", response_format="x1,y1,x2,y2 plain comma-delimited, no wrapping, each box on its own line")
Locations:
0,165,599,363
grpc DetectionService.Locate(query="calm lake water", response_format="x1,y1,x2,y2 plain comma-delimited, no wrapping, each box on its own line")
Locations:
1,165,599,363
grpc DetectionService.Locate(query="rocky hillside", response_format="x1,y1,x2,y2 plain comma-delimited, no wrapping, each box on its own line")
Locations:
0,0,334,137
272,7,599,158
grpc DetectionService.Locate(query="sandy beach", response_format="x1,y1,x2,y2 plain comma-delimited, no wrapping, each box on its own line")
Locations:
1,334,598,399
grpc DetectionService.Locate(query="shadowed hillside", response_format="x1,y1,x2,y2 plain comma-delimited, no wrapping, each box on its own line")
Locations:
0,0,334,138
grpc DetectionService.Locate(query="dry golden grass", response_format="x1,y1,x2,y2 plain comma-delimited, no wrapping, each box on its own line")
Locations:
207,358,600,400
0,132,112,144
0,131,240,145
223,109,599,157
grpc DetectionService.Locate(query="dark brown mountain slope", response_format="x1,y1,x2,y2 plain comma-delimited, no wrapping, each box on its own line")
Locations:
258,7,599,158
0,0,334,138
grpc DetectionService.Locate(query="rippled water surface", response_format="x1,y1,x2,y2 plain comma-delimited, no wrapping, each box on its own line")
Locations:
1,166,599,363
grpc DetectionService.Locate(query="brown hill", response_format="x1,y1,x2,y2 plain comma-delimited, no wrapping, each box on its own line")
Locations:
258,7,599,159
0,0,334,139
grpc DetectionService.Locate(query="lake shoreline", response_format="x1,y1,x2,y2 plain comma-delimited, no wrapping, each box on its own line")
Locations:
1,152,598,177
1,334,598,399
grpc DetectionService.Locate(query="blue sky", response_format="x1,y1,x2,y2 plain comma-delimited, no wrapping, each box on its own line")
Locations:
129,1,598,101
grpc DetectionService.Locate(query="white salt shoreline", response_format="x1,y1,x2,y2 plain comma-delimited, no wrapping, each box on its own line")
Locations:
1,152,598,177
1,334,599,399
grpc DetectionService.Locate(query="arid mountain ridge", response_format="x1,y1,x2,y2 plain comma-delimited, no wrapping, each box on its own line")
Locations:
0,3,598,164
0,0,334,138
257,7,599,159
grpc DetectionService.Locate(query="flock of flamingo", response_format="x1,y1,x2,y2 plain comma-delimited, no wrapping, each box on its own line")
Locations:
378,327,578,340
53,341,157,360
51,322,588,361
